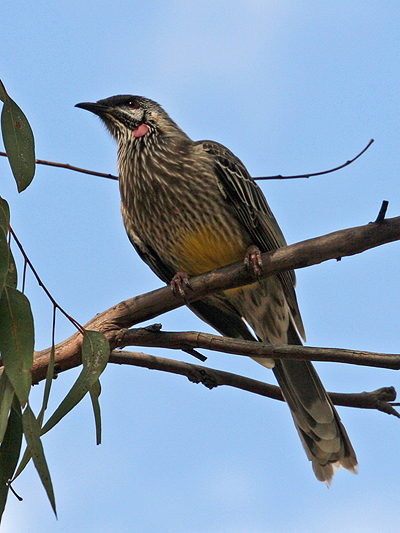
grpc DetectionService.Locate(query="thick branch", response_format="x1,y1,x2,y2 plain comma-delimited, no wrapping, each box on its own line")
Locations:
109,350,399,416
31,216,400,385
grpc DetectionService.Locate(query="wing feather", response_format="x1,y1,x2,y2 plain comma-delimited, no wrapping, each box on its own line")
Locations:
196,140,305,340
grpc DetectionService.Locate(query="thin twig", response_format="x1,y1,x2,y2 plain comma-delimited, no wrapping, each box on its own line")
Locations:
8,224,84,333
7,481,23,502
0,140,374,183
253,139,374,181
0,151,118,181
376,200,389,222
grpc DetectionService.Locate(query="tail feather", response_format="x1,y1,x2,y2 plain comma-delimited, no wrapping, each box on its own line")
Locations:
273,358,358,484
188,293,358,484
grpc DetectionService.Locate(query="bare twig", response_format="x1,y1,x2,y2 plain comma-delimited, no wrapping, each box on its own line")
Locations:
253,139,374,181
6,481,23,502
0,140,373,183
0,151,119,181
115,328,400,370
8,224,84,333
376,200,389,222
109,350,399,415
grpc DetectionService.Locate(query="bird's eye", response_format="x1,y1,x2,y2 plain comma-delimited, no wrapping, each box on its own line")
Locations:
128,101,138,109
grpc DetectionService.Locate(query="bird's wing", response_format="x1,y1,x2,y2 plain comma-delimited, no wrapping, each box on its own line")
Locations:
195,140,305,340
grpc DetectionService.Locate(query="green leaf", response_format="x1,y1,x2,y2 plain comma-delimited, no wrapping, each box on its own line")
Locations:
13,322,57,482
41,330,109,435
0,399,23,522
5,247,17,289
0,198,10,236
0,372,15,443
10,444,30,482
89,380,102,445
0,232,9,294
0,82,35,192
0,82,7,103
0,199,12,292
0,287,33,405
22,406,56,516
38,341,55,427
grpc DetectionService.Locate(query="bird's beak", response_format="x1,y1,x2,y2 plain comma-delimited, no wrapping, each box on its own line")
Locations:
75,101,110,116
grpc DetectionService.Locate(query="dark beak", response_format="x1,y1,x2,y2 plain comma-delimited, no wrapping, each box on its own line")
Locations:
75,102,110,116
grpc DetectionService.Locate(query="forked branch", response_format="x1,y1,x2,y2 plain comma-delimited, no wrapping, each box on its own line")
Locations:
29,213,400,415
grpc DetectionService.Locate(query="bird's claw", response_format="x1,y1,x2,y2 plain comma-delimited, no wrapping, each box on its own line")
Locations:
171,271,192,300
244,245,263,278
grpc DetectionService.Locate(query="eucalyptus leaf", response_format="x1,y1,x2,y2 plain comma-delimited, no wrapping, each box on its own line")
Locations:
0,287,33,405
0,82,35,192
22,406,56,516
0,198,9,235
0,399,23,522
0,373,15,443
89,380,102,445
5,247,17,289
0,232,9,294
41,330,109,435
0,82,6,103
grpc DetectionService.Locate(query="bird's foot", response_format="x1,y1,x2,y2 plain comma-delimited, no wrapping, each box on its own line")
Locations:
171,271,192,300
244,245,263,279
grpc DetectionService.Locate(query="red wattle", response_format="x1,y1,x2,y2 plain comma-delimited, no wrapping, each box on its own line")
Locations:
134,124,149,138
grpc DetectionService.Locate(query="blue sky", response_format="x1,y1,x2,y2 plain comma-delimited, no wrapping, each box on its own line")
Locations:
2,1,400,531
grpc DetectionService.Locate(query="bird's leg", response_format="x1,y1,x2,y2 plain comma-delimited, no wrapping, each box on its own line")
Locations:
171,271,192,299
244,244,263,278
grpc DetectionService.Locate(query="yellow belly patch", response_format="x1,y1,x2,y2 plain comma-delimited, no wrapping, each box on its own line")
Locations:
173,224,247,276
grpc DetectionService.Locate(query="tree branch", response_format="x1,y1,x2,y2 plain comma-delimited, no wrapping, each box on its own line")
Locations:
109,350,399,416
0,140,373,183
30,215,400,401
253,139,374,181
0,151,118,181
115,327,400,370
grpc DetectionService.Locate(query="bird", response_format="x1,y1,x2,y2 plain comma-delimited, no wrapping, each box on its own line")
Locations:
76,95,358,484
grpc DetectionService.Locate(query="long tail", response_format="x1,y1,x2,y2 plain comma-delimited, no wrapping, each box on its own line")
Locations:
189,296,358,484
272,357,358,484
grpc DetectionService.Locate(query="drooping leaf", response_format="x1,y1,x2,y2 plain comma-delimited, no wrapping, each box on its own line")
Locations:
10,442,30,482
0,199,16,289
22,406,56,516
0,82,6,103
0,231,9,294
0,372,15,443
0,399,23,522
0,82,35,192
0,287,33,405
41,330,109,435
0,198,9,235
14,316,57,481
38,338,55,427
0,199,15,291
89,380,102,445
5,247,17,289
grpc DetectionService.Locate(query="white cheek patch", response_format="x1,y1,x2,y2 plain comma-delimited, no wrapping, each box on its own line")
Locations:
134,124,149,138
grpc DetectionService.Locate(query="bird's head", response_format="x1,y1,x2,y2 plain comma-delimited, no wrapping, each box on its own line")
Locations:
75,95,186,142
